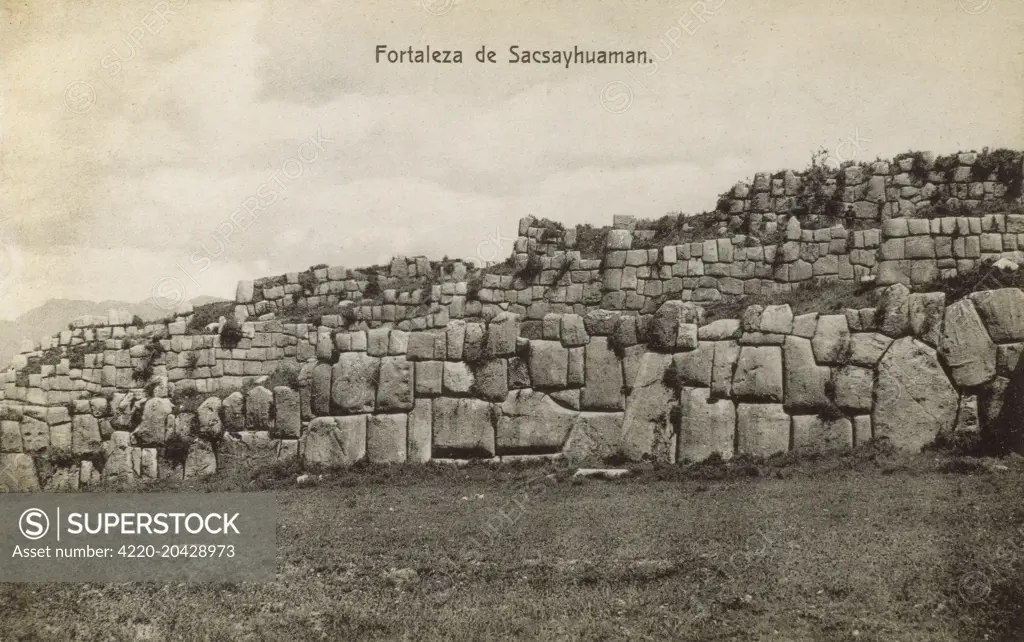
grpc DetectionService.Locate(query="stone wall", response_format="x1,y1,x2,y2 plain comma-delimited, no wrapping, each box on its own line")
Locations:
3,284,1023,490
2,148,1022,490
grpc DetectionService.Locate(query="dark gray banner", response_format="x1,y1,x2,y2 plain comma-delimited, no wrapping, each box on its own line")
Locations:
0,493,277,582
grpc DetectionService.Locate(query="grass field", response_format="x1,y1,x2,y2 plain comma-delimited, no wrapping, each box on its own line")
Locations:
3,448,1024,641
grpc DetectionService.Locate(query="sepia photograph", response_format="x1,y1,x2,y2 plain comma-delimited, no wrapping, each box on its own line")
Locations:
1,0,1024,639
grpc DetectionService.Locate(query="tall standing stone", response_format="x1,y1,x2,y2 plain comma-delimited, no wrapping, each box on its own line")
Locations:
677,387,735,462
873,337,958,450
580,337,624,411
332,352,380,414
939,299,997,387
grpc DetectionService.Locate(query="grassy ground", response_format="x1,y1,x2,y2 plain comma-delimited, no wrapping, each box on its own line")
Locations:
3,448,1024,641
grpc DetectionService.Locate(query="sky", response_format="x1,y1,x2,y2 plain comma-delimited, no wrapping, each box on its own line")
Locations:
0,0,1022,319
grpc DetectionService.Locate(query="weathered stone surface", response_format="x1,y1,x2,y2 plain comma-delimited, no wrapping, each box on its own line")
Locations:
711,340,740,399
955,395,979,433
736,404,789,457
20,417,49,453
71,414,102,455
245,386,274,432
731,346,783,402
760,305,794,335
528,340,569,388
853,415,872,445
302,416,367,465
402,399,430,464
433,397,495,457
698,319,740,341
0,421,22,452
873,337,957,450
367,414,408,463
184,439,217,478
971,289,1024,342
567,347,585,387
792,416,853,453
497,389,577,454
792,313,819,339
812,315,851,365
442,361,475,395
415,361,443,396
998,343,1024,376
650,301,686,351
486,312,520,357
104,431,134,485
620,353,675,462
0,453,39,491
218,430,278,470
562,412,623,465
377,356,414,412
581,337,624,411
833,366,873,412
849,332,893,367
550,389,580,409
783,336,830,411
583,309,619,336
332,352,380,414
196,396,223,440
445,321,466,360
472,359,508,402
677,387,735,462
133,397,172,446
877,284,910,337
672,341,714,387
273,387,301,437
310,364,332,417
223,391,246,431
939,299,997,387
908,292,945,346
560,314,589,347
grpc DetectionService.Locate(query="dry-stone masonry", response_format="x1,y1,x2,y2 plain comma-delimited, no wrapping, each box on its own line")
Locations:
2,149,1023,490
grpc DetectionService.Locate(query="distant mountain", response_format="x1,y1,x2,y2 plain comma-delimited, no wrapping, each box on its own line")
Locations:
0,296,230,368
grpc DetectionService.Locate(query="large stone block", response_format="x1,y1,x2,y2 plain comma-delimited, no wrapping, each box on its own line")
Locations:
760,305,793,335
849,332,893,367
133,397,172,446
877,284,910,337
473,359,509,402
873,337,957,450
222,391,246,431
196,396,223,440
562,412,623,465
908,292,945,346
731,346,784,402
246,386,274,432
620,353,675,461
971,289,1024,342
671,341,714,387
302,416,367,466
736,404,789,457
311,364,332,416
783,336,829,411
184,439,217,479
104,431,134,486
832,366,873,412
580,337,624,411
414,361,443,396
0,453,39,491
407,399,432,463
0,421,22,453
332,352,380,414
71,414,102,455
367,414,408,463
560,314,589,347
273,387,301,438
442,361,475,395
939,299,997,387
486,312,520,357
677,387,735,462
711,340,740,398
377,356,414,412
528,340,569,388
497,389,577,454
792,416,853,453
432,397,495,457
812,315,851,365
